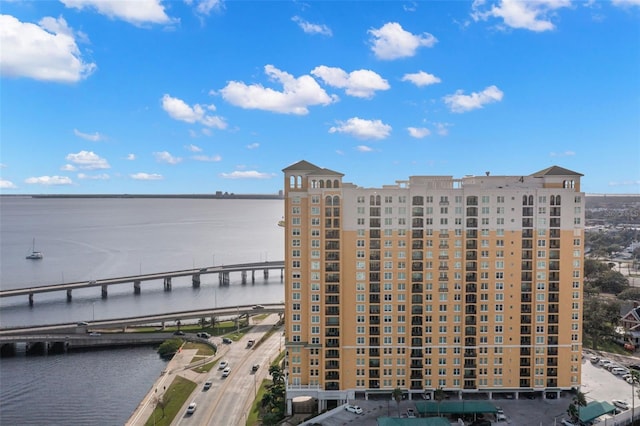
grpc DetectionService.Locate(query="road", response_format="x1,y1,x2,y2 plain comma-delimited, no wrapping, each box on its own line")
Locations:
173,314,284,426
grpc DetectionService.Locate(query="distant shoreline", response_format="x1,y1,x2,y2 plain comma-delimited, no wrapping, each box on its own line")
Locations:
0,193,284,200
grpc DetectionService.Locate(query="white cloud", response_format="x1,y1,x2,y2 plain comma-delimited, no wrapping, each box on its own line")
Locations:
61,0,173,26
609,180,640,186
25,175,73,185
329,117,392,140
78,173,109,180
368,22,437,60
193,155,222,162
292,16,332,36
61,164,77,171
443,85,504,113
311,66,390,99
66,150,110,169
185,144,202,152
153,151,182,164
550,150,576,157
434,122,451,136
130,172,163,180
220,170,275,179
74,128,106,141
220,64,336,115
471,0,571,32
408,127,431,138
247,143,260,150
402,71,441,87
612,0,640,6
161,94,227,129
126,153,136,160
0,179,17,189
185,0,224,16
0,15,96,83
356,145,374,152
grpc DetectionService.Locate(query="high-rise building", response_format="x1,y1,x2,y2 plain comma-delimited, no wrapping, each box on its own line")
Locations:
282,160,584,411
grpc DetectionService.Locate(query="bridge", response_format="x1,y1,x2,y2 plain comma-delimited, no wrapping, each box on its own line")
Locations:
0,260,285,306
0,303,285,355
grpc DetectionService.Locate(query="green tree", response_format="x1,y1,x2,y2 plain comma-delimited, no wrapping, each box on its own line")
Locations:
595,270,629,294
392,387,403,417
567,390,587,422
618,287,640,301
157,338,182,359
583,297,620,349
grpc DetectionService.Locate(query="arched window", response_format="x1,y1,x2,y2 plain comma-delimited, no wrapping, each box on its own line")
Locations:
333,179,340,188
289,176,295,188
551,195,556,206
297,176,302,188
319,180,325,188
523,195,528,205
370,195,376,206
311,180,317,189
555,195,561,205
333,195,340,205
528,195,534,206
326,180,332,189
375,195,381,206
326,195,333,206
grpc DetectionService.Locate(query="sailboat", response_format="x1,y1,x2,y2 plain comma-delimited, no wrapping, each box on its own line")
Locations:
26,238,43,260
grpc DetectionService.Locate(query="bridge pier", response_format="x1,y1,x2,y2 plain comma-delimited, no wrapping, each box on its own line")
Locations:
134,280,141,295
164,277,172,291
241,271,247,284
0,343,16,357
101,284,108,299
29,293,33,307
280,268,284,281
192,273,201,288
252,270,255,283
219,272,229,286
263,269,269,279
66,289,72,302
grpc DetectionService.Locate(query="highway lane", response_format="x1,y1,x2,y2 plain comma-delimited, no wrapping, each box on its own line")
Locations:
173,314,284,426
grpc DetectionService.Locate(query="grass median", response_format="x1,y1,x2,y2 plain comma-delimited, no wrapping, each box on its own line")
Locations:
144,375,197,426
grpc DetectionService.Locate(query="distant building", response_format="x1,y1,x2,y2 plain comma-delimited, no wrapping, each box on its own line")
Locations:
282,161,584,412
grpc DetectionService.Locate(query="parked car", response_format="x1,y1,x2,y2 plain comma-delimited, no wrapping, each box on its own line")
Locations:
89,332,101,336
77,321,89,326
222,337,232,344
222,367,231,377
252,364,260,372
406,408,416,418
186,402,197,414
612,367,629,375
590,356,600,364
560,420,577,426
196,332,210,339
247,339,255,348
345,404,363,414
203,379,212,390
252,305,264,309
612,400,629,410
173,330,185,336
218,360,228,370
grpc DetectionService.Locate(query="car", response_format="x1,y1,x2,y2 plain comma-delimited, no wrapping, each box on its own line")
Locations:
89,332,101,336
218,360,228,370
247,339,255,348
496,413,507,421
203,380,212,390
590,356,600,364
222,367,231,377
496,407,504,414
406,408,416,418
77,321,89,326
627,376,636,384
546,392,557,399
560,420,577,426
612,367,629,375
252,305,264,309
199,268,207,272
600,359,612,366
173,330,185,336
196,332,210,339
612,400,629,410
421,393,430,400
89,280,96,285
252,364,260,372
186,402,197,414
222,337,232,344
345,404,363,414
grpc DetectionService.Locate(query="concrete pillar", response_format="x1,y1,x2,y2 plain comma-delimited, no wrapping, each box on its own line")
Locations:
164,277,172,291
263,269,269,279
192,273,201,288
133,280,141,294
281,268,283,280
101,284,108,299
66,289,72,302
241,271,247,284
29,293,34,307
252,270,255,283
286,398,293,416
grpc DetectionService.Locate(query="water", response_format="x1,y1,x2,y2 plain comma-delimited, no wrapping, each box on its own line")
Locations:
0,197,285,424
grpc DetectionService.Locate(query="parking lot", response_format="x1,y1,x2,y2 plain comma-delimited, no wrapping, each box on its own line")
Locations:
300,352,640,426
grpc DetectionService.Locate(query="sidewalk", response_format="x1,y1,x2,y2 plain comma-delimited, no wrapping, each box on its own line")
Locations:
126,341,230,426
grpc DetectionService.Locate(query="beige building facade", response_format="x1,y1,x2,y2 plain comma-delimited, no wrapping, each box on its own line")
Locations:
282,160,584,411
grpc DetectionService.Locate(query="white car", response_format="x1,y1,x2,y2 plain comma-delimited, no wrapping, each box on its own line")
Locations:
612,400,629,410
186,402,197,414
560,420,577,426
222,367,231,377
345,404,363,414
218,360,228,370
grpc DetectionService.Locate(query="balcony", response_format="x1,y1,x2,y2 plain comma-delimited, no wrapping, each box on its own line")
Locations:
520,348,531,356
370,252,381,261
325,230,340,239
522,229,533,238
369,359,380,367
466,230,478,239
466,295,477,304
325,296,340,304
412,241,424,249
326,285,340,294
412,273,423,283
412,262,423,271
370,294,380,304
467,197,478,206
369,380,380,389
549,294,559,303
325,371,340,380
547,368,558,377
466,218,478,228
465,326,477,336
412,306,423,315
547,348,558,356
466,284,477,293
466,207,478,216
520,379,531,387
410,372,423,379
466,251,477,261
549,304,559,313
370,272,380,281
411,349,423,358
326,350,340,358
464,381,477,390
369,348,380,357
326,307,340,316
520,326,531,335
464,350,477,358
465,306,477,315
549,283,560,292
325,382,340,391
465,316,476,326
369,327,380,336
412,218,424,228
325,252,340,261
411,316,422,325
325,339,340,348
522,250,533,260
522,240,533,249
520,359,531,367
548,358,558,367
521,337,531,345
411,327,422,337
326,317,340,326
369,370,380,379
548,315,559,324
412,295,423,304
521,315,531,324
370,283,380,293
521,305,532,313
325,361,340,369
325,274,340,283
520,368,530,376
410,361,423,369
466,241,478,249
369,229,381,239
465,262,477,272
464,371,477,379
370,316,380,325
548,336,559,345
370,262,380,272
521,294,532,303
522,218,533,228
522,261,532,271
464,360,477,368
326,328,340,337
412,230,424,239
550,219,561,228
546,379,558,388
412,284,423,293
464,338,476,346
438,275,449,281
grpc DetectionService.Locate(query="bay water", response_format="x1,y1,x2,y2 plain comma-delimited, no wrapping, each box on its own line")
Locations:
0,197,285,425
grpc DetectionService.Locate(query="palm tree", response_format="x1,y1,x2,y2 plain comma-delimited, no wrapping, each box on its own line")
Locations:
567,390,587,422
434,387,445,417
392,387,403,417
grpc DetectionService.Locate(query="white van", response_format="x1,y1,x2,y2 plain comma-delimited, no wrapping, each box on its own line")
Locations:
612,367,629,375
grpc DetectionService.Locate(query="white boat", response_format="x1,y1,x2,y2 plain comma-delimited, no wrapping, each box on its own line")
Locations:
26,238,43,260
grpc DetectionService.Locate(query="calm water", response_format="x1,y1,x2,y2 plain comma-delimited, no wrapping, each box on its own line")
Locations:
0,197,285,424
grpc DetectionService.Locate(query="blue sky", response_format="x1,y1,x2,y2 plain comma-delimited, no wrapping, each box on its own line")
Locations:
1,0,639,195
